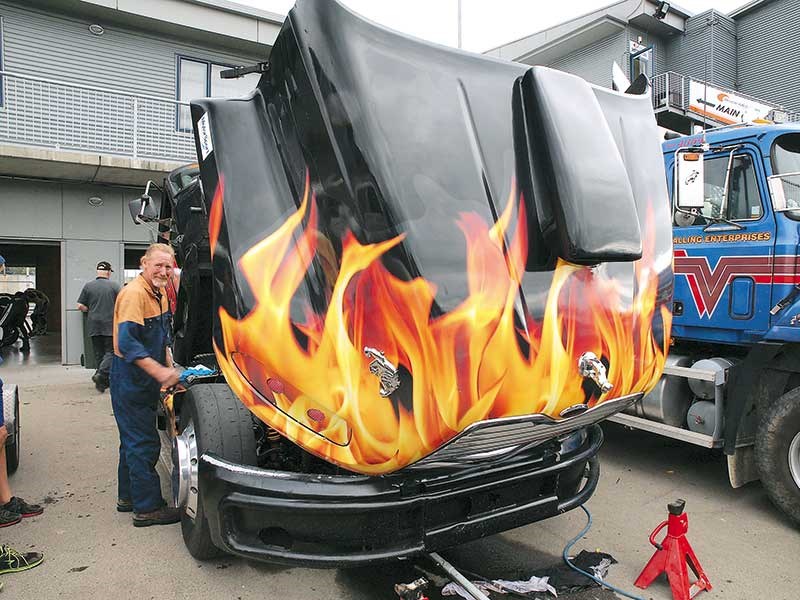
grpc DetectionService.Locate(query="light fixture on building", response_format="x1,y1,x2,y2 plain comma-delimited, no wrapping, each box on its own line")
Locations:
654,1,670,20
88,196,104,207
88,24,105,36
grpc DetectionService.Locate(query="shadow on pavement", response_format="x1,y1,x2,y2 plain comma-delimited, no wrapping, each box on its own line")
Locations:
337,534,620,599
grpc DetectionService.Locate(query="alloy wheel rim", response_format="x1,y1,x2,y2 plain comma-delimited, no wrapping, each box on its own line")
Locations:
171,421,199,519
789,431,800,490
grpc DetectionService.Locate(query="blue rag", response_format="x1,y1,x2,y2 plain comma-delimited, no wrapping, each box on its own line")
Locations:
179,366,216,383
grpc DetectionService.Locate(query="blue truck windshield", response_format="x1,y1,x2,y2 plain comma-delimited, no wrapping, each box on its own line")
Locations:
771,133,800,210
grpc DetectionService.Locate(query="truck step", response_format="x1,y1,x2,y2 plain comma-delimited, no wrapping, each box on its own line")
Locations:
607,413,722,448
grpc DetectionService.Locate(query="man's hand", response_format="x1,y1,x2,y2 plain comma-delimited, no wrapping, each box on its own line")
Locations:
133,356,182,388
157,366,182,389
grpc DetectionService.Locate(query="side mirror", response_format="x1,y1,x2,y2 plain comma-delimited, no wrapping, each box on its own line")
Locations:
675,151,705,210
128,194,158,224
129,181,160,224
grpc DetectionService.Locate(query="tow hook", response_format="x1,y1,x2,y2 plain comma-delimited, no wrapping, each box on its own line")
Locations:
578,352,613,394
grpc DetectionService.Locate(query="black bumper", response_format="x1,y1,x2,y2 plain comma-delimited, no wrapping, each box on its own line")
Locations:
199,425,603,567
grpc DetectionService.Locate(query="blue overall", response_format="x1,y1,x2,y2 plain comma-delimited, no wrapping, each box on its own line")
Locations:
110,275,172,513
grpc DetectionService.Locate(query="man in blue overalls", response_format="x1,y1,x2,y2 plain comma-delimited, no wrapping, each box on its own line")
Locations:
111,243,183,527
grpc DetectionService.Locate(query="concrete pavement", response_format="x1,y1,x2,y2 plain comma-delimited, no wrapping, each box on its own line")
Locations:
1,357,798,599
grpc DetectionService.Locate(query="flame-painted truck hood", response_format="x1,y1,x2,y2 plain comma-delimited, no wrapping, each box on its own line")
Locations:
191,0,673,475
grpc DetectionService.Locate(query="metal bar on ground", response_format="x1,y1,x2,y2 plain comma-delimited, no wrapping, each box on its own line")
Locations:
428,552,491,600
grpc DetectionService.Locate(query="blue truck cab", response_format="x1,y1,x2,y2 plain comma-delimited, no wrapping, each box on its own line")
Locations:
609,123,800,526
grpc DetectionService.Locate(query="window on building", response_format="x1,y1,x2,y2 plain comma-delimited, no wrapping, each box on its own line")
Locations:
177,56,260,131
676,153,763,225
630,46,653,80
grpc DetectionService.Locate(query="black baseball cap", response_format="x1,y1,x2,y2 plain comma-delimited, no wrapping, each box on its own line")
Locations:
96,261,114,272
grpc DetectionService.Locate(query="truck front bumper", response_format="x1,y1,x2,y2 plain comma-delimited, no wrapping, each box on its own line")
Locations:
198,424,603,567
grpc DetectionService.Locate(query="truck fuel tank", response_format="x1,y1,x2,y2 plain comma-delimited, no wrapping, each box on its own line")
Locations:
626,354,692,427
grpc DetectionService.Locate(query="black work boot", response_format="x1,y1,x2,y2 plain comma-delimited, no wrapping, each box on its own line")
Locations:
132,506,181,527
91,372,108,392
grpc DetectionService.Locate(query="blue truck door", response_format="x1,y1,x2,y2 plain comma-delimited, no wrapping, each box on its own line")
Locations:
671,146,776,344
765,131,800,335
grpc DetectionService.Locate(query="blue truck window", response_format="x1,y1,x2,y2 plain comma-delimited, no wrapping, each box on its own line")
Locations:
677,154,762,226
727,155,762,220
771,134,800,209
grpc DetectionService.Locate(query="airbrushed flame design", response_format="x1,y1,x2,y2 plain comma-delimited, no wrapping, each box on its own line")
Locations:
212,172,671,475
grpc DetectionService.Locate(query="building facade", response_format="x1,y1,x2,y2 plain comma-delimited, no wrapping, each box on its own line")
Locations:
0,0,282,364
487,0,800,133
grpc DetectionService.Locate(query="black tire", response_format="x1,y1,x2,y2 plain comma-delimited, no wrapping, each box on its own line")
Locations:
179,384,257,560
5,387,19,476
755,386,800,526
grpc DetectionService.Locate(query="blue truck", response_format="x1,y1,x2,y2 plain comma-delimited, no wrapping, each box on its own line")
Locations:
609,122,800,526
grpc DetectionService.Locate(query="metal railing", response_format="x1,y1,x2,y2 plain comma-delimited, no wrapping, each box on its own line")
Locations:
651,71,800,123
0,71,196,163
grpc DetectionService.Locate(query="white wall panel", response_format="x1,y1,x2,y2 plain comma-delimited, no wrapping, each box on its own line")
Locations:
0,179,62,239
64,238,122,364
62,184,124,241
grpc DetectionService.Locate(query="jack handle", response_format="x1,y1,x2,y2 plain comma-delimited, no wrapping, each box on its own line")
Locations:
648,520,669,551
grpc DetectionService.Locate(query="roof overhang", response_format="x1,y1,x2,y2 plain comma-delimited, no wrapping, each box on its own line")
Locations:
486,0,688,64
515,16,626,65
628,11,687,36
25,0,283,57
729,0,772,18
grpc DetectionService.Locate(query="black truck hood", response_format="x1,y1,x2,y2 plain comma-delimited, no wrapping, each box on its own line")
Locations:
192,0,673,474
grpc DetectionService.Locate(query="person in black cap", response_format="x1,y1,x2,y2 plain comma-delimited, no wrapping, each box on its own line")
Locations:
77,261,121,392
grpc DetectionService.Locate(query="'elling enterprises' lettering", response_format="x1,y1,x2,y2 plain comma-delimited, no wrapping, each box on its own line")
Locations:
674,231,772,245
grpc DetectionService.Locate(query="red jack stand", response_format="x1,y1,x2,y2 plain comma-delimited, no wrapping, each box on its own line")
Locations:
635,499,712,600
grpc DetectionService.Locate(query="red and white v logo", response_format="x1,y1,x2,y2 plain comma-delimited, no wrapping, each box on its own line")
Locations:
673,250,799,317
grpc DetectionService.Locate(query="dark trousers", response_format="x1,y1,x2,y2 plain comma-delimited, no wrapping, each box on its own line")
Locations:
91,335,114,383
110,358,164,513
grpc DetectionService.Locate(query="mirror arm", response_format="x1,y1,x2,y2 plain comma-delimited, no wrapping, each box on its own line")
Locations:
719,147,741,221
143,179,165,196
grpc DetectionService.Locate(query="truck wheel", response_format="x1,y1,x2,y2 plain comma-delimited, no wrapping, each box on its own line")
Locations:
5,387,20,476
755,386,800,526
176,384,257,559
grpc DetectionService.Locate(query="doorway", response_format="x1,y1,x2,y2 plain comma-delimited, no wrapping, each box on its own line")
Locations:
0,241,62,365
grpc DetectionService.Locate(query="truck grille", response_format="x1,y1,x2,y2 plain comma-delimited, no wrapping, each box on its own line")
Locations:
405,393,642,469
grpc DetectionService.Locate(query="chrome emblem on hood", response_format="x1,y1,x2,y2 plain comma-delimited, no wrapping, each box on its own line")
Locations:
578,351,613,394
364,347,401,397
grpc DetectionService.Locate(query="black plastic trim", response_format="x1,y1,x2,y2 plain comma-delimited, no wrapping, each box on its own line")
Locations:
198,425,603,567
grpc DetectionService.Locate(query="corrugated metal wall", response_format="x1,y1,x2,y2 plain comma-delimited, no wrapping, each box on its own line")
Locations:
0,1,264,99
737,0,800,112
546,30,627,88
542,25,671,90
665,10,734,89
667,11,713,83
712,13,737,88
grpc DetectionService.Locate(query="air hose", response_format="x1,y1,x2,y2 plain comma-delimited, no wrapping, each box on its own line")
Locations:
562,505,646,600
